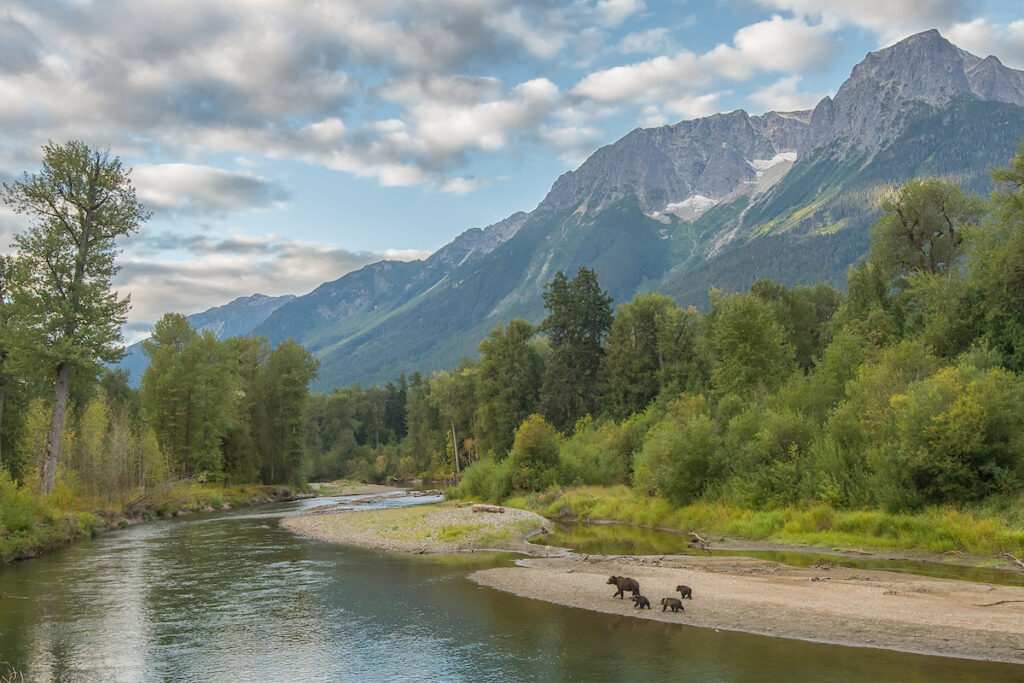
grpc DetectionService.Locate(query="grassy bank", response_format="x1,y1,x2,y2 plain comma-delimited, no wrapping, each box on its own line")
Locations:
505,486,1024,560
281,503,546,553
0,471,310,564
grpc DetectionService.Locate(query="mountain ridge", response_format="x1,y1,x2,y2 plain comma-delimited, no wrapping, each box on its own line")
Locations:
122,29,1024,390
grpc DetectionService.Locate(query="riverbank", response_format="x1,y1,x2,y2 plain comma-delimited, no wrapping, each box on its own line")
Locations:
282,502,551,554
279,494,1024,663
506,486,1024,563
0,478,313,564
470,553,1024,664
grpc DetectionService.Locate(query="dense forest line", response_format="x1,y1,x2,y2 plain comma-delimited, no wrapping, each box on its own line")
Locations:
2,141,1024,562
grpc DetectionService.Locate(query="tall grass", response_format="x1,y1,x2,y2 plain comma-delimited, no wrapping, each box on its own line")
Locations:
0,472,306,564
509,486,1024,558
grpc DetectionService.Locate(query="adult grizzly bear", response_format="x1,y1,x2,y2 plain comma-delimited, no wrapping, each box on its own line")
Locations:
607,575,640,599
661,597,684,612
676,584,693,599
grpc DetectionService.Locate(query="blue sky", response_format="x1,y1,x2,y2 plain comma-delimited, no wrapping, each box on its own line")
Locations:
0,0,1022,340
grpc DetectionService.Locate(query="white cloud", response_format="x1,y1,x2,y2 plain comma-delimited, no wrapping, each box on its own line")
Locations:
407,78,561,158
382,248,432,261
665,92,727,119
748,75,825,112
441,177,493,195
617,27,676,55
752,0,968,44
700,15,834,80
486,7,569,59
945,19,1024,70
572,13,833,114
132,164,289,213
639,105,668,127
596,0,645,28
571,52,704,103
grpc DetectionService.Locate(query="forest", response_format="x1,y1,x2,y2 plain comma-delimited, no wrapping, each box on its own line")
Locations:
2,141,1024,561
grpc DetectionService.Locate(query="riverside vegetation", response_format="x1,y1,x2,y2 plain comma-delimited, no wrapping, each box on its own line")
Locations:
4,141,1024,566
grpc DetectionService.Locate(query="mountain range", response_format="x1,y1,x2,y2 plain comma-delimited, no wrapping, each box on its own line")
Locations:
122,30,1024,391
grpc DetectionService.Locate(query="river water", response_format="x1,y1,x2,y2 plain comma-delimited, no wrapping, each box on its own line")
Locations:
1,494,1021,682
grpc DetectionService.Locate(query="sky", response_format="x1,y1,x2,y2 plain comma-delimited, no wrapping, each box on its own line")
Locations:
0,0,1022,342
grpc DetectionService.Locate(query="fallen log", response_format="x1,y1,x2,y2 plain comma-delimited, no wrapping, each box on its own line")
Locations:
997,552,1024,572
472,504,505,514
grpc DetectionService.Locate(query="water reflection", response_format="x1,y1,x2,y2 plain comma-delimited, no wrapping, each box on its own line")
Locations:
1,494,1021,681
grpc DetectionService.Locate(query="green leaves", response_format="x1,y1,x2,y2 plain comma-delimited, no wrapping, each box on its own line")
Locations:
3,141,149,370
477,319,543,455
539,267,613,431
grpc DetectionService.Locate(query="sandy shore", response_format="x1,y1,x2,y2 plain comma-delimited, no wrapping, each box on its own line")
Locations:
470,554,1024,664
282,502,552,554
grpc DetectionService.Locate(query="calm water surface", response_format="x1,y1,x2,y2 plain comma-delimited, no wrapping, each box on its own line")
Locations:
1,494,1022,682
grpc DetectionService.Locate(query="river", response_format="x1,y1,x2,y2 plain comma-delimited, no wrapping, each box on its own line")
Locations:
1,494,1021,681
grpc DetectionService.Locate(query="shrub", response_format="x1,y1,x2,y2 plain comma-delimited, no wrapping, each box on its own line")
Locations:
509,415,561,492
450,457,513,503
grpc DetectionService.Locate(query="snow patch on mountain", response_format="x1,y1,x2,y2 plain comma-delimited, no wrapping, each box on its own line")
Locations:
749,152,797,173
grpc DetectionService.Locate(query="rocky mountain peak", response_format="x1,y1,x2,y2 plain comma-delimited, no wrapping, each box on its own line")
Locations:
805,29,1024,152
538,107,810,219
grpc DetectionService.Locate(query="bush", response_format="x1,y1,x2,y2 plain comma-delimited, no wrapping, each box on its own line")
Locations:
450,457,512,503
633,395,721,505
509,415,561,492
557,414,651,487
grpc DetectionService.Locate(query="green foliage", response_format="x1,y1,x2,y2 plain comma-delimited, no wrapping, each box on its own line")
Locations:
965,139,1024,372
540,267,614,431
869,177,985,281
633,395,719,505
476,319,543,455
509,414,561,491
557,413,650,487
601,293,705,419
450,456,513,503
4,141,150,493
707,290,796,399
871,365,1024,509
719,406,817,508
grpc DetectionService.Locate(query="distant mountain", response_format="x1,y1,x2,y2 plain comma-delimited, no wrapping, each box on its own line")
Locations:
132,30,1024,391
119,293,295,383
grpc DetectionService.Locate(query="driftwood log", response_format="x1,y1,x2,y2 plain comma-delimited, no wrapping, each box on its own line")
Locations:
688,531,711,552
472,504,505,514
998,552,1024,572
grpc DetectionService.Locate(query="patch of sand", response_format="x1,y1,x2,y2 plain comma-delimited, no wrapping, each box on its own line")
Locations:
470,554,1024,664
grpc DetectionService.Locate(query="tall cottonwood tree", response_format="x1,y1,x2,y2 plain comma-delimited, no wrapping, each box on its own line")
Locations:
3,141,148,493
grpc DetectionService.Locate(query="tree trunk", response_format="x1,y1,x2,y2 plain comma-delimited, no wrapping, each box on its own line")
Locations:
451,420,460,476
41,362,71,494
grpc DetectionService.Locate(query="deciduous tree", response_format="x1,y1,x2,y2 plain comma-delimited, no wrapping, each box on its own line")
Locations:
3,141,148,493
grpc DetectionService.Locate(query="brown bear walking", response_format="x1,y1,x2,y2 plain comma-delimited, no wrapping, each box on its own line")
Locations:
661,597,684,612
607,575,640,599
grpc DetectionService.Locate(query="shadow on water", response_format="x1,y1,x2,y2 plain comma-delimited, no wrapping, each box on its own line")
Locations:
1,495,1022,681
534,520,1024,587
